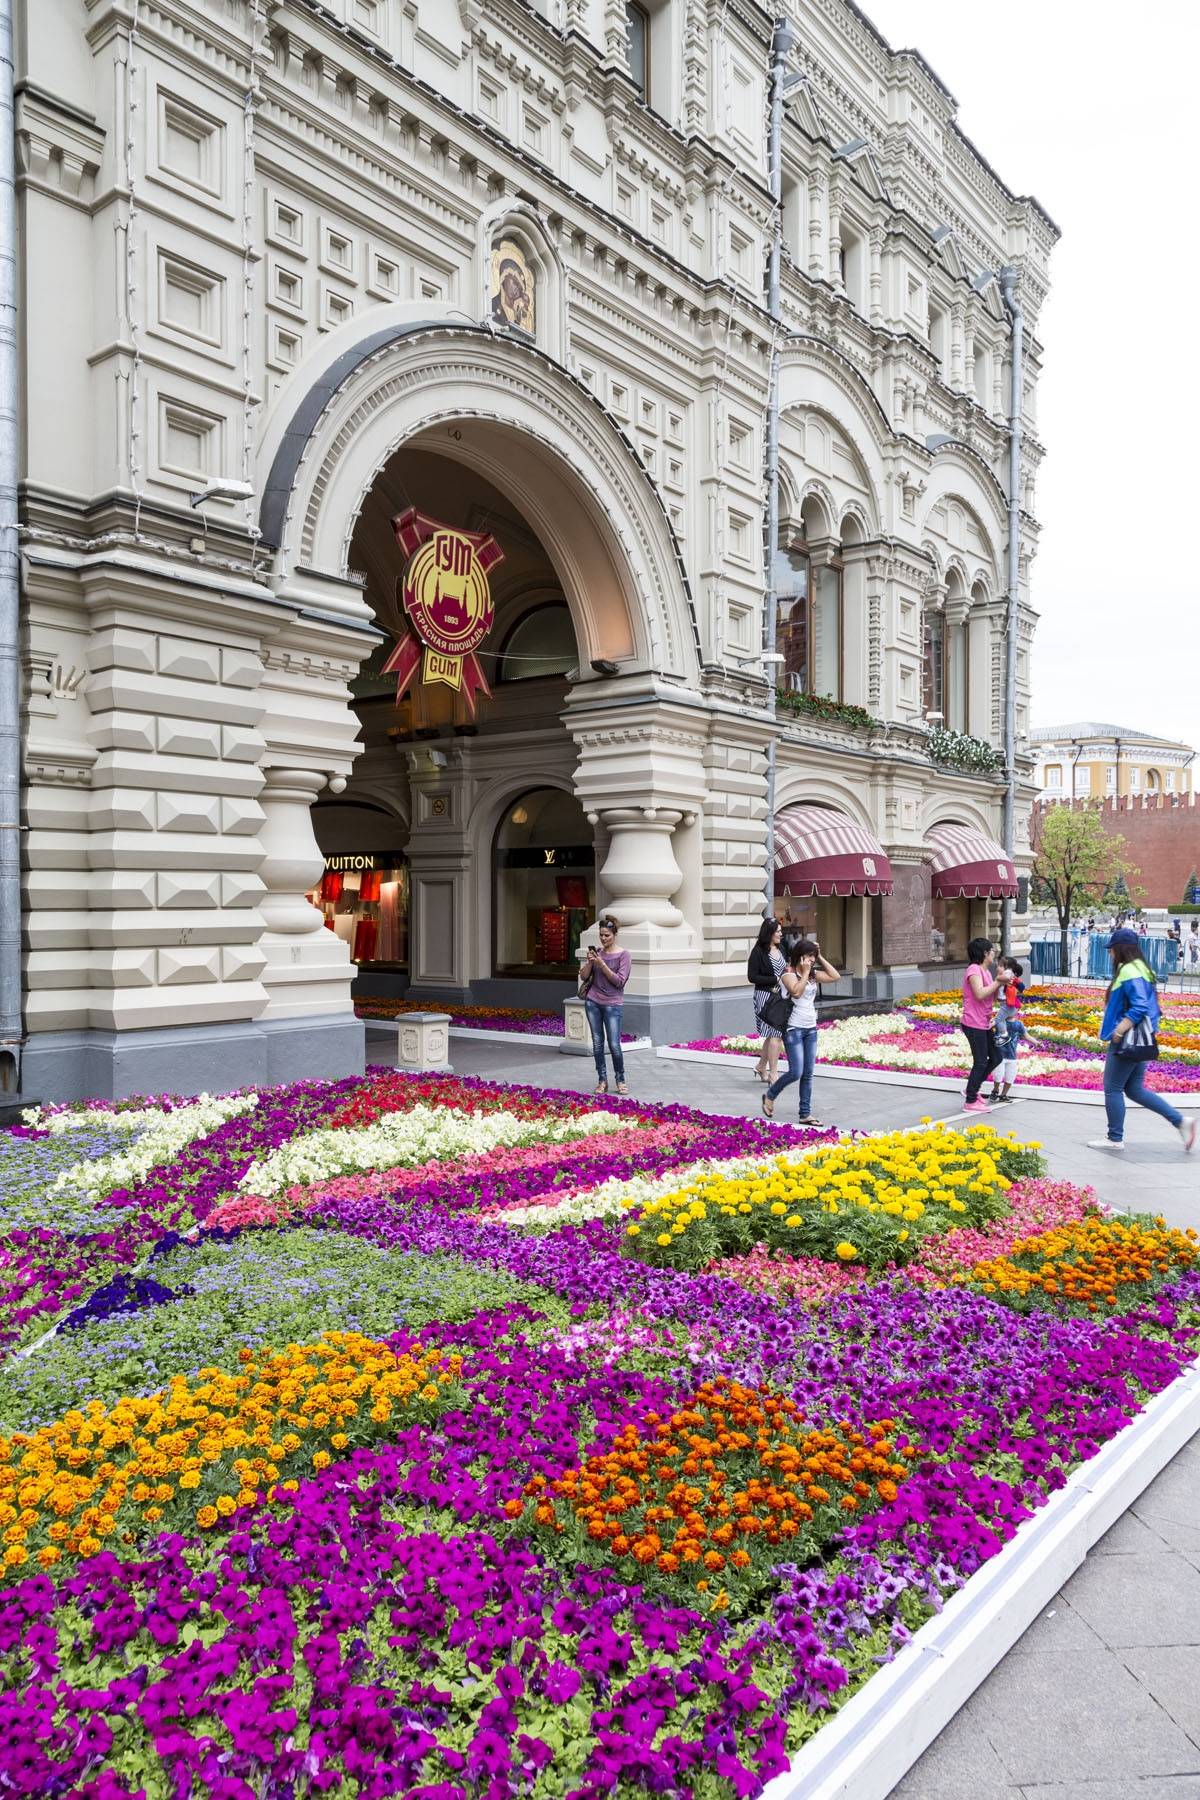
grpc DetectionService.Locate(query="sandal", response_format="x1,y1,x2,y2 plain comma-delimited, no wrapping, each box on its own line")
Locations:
761,1094,775,1119
594,1082,608,1095
616,1082,629,1095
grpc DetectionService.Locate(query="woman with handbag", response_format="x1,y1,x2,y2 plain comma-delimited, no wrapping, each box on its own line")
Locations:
761,937,838,1125
747,918,786,1084
1088,927,1197,1150
581,916,631,1096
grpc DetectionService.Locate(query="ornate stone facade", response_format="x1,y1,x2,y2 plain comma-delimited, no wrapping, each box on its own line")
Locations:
16,0,1055,1097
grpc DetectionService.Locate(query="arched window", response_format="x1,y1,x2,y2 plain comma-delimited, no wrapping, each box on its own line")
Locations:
839,224,866,313
496,602,577,682
494,787,595,976
923,605,945,719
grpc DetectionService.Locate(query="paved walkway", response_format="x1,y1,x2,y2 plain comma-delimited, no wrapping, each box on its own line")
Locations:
369,1028,1200,1797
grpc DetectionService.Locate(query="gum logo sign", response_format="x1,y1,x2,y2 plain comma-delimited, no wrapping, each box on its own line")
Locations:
383,507,505,716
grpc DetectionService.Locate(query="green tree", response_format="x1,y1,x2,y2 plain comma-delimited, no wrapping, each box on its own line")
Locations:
1031,804,1143,972
1183,869,1200,907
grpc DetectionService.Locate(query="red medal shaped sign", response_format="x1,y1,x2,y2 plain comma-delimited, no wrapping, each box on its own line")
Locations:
382,507,504,717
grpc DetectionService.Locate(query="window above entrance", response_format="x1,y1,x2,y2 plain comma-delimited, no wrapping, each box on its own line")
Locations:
497,603,577,682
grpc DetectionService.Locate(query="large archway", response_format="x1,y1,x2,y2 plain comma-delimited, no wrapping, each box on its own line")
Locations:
254,319,707,1021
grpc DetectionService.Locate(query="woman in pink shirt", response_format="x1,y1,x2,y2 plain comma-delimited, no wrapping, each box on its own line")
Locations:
961,935,1004,1110
581,916,632,1095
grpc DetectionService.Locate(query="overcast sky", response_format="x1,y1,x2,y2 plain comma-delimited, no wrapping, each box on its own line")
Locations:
858,0,1200,749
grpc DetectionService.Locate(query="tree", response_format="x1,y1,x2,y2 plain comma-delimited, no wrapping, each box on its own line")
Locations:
1030,804,1143,973
1183,869,1200,908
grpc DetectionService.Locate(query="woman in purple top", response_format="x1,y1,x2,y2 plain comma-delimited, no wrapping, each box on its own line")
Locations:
582,915,631,1095
961,935,1004,1110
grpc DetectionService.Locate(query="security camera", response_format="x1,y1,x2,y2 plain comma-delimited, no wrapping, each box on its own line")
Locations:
190,478,255,507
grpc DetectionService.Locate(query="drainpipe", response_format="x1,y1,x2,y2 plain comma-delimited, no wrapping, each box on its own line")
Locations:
0,0,23,1098
999,266,1023,955
761,16,798,916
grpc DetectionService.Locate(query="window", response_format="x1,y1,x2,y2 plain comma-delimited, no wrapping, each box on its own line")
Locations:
922,610,945,717
1075,765,1091,793
947,621,969,732
777,542,843,700
774,893,846,967
930,896,970,965
1146,768,1161,793
1044,765,1062,791
494,788,595,977
1129,767,1141,793
929,304,948,376
1166,771,1176,792
1106,767,1116,792
497,604,577,682
625,1,649,97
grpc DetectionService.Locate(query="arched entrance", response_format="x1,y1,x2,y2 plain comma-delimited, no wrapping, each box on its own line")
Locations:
252,318,707,1035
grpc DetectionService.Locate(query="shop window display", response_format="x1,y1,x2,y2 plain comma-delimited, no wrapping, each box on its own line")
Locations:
495,788,595,977
930,895,969,964
773,893,847,966
308,857,409,967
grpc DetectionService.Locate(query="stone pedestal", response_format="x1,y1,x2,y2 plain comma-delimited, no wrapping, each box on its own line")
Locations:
257,767,356,1019
561,995,591,1055
393,1011,452,1072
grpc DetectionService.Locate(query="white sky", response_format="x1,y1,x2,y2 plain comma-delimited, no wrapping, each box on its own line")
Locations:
856,0,1200,748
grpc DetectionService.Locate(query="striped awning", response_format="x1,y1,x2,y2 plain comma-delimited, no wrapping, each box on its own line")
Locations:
929,822,1018,899
774,805,894,897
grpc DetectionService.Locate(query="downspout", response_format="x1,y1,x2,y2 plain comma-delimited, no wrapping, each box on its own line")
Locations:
761,17,797,916
0,0,23,1098
999,266,1023,955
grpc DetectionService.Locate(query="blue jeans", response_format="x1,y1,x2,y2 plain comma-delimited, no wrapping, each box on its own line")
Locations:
1103,1048,1181,1141
767,1026,818,1116
585,1000,625,1086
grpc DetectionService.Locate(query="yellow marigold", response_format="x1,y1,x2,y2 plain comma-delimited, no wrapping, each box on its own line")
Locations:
835,1242,859,1261
196,1506,218,1529
178,1471,201,1491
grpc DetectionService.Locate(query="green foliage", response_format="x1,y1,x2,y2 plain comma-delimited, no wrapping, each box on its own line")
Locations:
0,1229,561,1431
1031,803,1143,930
925,725,1005,776
775,688,875,731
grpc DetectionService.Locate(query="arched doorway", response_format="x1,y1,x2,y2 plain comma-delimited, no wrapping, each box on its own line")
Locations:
493,787,595,978
255,321,705,1027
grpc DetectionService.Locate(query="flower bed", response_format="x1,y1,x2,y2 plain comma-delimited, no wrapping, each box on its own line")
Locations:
1,1071,1198,1796
355,996,639,1040
677,980,1200,1094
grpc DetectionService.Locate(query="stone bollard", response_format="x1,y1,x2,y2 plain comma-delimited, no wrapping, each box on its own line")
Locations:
560,996,591,1056
394,1012,452,1072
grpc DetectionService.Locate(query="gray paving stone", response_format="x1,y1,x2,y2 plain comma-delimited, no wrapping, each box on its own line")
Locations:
1122,1646,1200,1744
1064,1551,1200,1648
1092,1508,1172,1555
1017,1782,1200,1799
964,1645,1199,1784
890,1723,1017,1799
1004,1595,1106,1656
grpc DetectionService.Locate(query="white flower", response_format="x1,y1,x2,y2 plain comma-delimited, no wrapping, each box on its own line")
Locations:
239,1105,627,1197
52,1094,259,1199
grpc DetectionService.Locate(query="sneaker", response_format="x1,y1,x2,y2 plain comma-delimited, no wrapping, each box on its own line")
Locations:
963,1099,990,1113
1086,1137,1125,1150
1178,1120,1198,1153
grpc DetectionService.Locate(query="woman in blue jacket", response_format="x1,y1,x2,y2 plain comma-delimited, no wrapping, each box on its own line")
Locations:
1089,928,1197,1151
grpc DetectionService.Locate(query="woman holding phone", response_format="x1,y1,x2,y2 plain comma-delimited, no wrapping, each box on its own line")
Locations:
961,936,1004,1111
761,937,839,1125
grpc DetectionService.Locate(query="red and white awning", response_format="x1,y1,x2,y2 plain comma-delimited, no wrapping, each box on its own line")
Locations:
929,822,1018,899
774,805,894,897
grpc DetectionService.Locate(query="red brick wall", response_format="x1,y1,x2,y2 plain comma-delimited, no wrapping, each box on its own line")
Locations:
1034,796,1200,907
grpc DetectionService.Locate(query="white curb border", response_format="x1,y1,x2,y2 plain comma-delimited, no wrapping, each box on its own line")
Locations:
654,1044,1200,1108
761,1353,1200,1800
363,1021,652,1051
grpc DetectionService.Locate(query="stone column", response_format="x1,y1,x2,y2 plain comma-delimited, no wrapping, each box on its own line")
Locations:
808,173,825,279
869,227,884,326
256,767,355,1021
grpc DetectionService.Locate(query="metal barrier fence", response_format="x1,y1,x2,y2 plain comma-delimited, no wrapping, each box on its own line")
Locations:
1029,936,1181,980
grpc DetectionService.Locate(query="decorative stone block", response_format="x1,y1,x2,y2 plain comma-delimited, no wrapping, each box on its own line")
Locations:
221,795,265,835
157,790,221,833
157,870,222,909
221,944,268,982
560,995,591,1056
220,724,266,762
89,711,157,754
157,637,221,683
220,645,264,689
221,871,265,908
158,718,222,758
394,1011,452,1072
157,945,221,986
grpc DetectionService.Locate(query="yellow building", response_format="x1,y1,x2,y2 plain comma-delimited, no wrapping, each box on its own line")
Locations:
1032,723,1196,801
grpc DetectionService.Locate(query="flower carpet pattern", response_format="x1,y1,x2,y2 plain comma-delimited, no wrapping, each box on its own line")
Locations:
1,1070,1198,1797
679,982,1200,1094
